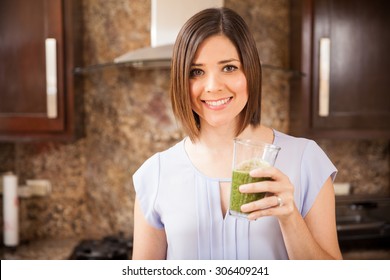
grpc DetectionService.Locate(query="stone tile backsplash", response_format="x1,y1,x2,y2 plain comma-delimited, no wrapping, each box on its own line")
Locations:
0,0,388,242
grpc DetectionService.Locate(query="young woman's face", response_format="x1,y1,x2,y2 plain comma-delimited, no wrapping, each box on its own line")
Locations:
189,35,248,130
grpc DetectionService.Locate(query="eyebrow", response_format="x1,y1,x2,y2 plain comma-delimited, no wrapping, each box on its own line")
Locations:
191,58,240,67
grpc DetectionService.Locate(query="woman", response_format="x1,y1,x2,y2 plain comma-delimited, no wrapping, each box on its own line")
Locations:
132,7,342,260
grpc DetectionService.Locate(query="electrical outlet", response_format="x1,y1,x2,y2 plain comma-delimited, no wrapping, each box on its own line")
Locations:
26,179,51,196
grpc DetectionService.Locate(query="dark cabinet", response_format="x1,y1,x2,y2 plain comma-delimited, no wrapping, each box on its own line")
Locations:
290,0,390,138
0,0,82,141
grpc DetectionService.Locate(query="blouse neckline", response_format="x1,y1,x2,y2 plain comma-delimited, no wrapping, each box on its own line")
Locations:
181,138,231,182
181,129,279,183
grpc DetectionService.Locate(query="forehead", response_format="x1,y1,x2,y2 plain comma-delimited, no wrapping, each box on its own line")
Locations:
192,35,239,63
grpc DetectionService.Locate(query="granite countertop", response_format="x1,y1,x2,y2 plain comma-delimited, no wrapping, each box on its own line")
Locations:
342,249,390,260
1,238,388,260
0,238,80,260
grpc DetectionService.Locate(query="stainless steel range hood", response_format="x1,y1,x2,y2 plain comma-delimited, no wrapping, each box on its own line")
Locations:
113,44,173,69
74,0,300,75
113,0,224,69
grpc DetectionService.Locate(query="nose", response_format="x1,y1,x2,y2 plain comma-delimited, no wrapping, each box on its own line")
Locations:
205,73,223,93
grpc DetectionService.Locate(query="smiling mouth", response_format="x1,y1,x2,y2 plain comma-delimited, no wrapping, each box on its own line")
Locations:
202,97,232,107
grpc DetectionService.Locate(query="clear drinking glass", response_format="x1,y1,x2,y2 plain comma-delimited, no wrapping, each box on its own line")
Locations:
229,139,281,218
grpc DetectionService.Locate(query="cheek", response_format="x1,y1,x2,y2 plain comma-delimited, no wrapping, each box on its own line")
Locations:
189,81,201,96
189,81,203,104
232,76,248,97
189,83,199,110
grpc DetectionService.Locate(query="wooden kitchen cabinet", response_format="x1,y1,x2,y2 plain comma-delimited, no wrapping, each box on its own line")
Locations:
0,0,82,141
290,0,390,139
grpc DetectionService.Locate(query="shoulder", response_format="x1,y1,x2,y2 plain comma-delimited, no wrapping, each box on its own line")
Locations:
273,129,311,147
274,130,329,156
132,139,187,229
133,139,185,179
273,130,318,159
273,129,336,178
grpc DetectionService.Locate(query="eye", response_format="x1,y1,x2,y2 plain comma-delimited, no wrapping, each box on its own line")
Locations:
223,64,238,72
189,68,204,78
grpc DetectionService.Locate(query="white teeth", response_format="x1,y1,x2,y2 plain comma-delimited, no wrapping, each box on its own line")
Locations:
205,97,231,106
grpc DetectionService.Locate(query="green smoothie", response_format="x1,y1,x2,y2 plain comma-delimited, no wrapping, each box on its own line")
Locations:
229,159,271,217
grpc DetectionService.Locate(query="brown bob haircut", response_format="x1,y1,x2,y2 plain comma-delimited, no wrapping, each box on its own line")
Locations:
170,7,262,141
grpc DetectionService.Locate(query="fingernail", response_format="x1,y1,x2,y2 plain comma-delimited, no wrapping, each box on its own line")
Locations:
239,185,247,192
247,214,256,221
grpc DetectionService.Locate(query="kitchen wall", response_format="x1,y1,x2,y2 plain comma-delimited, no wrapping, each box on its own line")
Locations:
0,0,389,243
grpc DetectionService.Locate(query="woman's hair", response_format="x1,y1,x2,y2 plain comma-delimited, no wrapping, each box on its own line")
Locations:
170,7,262,140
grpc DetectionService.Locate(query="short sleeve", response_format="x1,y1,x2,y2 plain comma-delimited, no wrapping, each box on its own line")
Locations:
133,153,164,229
300,140,337,217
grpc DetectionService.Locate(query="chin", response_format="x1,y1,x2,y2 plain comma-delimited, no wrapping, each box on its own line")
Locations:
205,118,236,129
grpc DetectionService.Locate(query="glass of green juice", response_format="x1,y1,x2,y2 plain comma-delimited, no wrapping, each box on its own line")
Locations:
229,139,281,218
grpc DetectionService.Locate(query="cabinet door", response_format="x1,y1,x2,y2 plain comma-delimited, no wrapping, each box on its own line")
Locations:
290,0,390,138
0,0,79,141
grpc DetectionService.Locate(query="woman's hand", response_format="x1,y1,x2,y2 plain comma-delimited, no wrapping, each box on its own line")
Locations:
240,169,343,259
239,166,295,221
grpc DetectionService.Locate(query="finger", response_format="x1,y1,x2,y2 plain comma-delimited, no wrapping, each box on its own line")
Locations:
249,166,281,181
239,180,274,193
241,196,280,213
247,206,284,220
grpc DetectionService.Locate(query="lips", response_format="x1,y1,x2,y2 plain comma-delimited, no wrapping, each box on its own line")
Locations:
202,97,232,109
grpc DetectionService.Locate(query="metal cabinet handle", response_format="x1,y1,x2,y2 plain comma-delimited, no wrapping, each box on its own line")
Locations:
319,37,330,117
45,38,57,119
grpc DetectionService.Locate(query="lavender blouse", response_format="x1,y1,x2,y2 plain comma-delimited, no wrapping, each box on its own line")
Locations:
133,130,337,259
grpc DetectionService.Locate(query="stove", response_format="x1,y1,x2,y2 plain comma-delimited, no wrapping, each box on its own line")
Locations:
69,234,133,260
336,195,390,251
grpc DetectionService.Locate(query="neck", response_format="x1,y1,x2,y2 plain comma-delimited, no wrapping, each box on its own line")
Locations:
194,124,272,146
193,122,263,149
199,128,235,147
192,120,239,149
